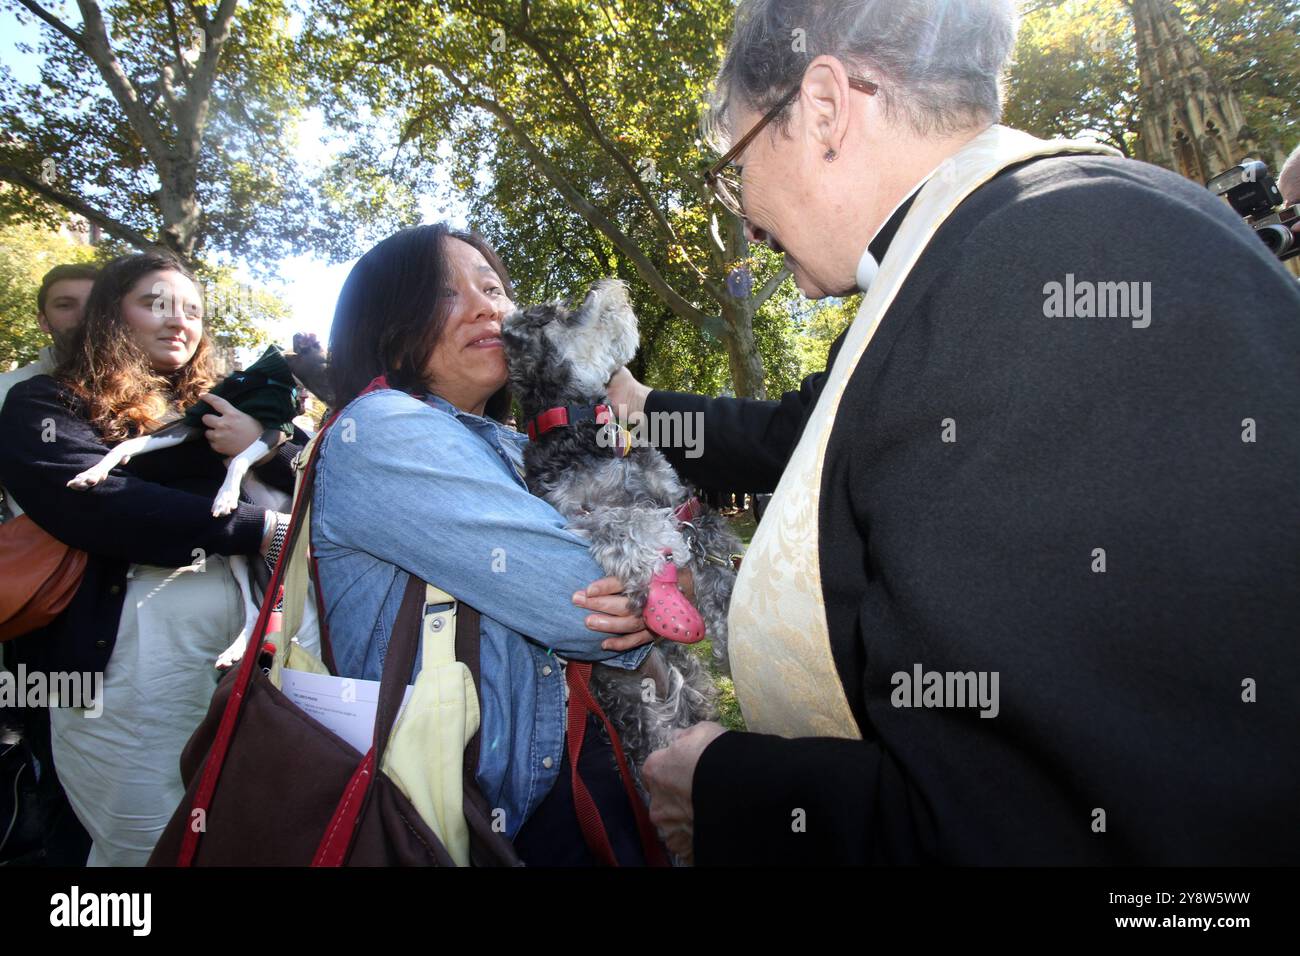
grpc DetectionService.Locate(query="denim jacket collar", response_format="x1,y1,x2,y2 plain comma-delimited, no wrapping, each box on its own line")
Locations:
420,392,526,444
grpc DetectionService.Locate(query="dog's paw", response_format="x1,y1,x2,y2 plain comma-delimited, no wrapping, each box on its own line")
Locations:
67,465,111,489
211,486,241,517
215,635,248,670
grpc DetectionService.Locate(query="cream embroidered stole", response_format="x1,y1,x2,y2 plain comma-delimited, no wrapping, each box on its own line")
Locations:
726,126,1120,738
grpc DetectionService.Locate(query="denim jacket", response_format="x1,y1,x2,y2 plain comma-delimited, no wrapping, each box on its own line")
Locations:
310,388,649,838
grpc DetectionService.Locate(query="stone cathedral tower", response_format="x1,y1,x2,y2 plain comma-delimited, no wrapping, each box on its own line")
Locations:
1128,0,1264,183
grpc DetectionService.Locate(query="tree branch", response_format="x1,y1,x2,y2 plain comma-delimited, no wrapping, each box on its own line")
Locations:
485,14,681,250
161,0,194,86
0,162,164,253
14,0,86,52
71,0,173,167
751,265,791,310
428,61,722,336
182,0,239,155
184,0,209,29
475,5,718,288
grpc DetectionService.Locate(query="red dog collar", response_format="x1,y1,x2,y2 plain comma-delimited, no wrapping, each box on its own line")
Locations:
524,403,614,440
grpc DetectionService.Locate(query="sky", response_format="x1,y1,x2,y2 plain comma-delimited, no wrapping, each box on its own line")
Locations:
0,5,469,356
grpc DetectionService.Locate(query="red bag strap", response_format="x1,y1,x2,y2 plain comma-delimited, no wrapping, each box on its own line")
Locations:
565,662,670,867
177,375,399,866
176,423,322,865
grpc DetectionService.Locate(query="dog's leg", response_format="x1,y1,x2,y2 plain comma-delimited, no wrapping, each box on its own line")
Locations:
67,426,197,489
212,428,279,517
215,554,259,669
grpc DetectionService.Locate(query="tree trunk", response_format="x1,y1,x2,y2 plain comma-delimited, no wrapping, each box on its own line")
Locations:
158,164,202,259
720,297,767,399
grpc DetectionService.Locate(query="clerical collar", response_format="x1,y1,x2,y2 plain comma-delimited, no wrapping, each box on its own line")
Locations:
855,185,924,292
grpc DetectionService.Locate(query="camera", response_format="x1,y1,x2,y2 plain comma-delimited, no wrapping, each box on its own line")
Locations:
1207,160,1299,262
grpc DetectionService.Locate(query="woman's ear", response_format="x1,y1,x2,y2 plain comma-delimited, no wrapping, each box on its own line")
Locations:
800,56,853,158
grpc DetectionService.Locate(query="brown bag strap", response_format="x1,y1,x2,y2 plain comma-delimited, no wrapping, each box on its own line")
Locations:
455,602,484,775
371,573,427,762
297,389,516,864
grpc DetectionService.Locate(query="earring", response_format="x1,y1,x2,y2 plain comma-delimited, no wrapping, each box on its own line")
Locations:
824,148,837,162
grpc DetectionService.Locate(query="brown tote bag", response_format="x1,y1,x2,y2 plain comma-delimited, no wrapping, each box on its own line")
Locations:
0,515,87,642
149,410,520,867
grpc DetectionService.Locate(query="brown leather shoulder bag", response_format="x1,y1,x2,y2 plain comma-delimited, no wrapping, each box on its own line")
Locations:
149,405,520,867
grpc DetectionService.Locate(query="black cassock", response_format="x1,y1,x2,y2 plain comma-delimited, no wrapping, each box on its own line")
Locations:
649,153,1300,865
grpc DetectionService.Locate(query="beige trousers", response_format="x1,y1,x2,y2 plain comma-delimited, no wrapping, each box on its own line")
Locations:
51,557,245,867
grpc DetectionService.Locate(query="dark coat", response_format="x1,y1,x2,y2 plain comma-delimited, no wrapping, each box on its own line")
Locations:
0,374,304,676
649,154,1300,864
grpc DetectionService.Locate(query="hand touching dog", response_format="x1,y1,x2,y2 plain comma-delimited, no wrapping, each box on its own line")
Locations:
198,392,285,463
643,721,728,865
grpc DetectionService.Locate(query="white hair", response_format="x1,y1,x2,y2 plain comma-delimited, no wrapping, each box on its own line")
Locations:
704,0,1019,150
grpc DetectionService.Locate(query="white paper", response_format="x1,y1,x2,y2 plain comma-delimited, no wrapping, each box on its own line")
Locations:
279,668,413,755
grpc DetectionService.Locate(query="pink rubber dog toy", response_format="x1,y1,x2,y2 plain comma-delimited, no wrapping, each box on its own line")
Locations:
643,557,705,644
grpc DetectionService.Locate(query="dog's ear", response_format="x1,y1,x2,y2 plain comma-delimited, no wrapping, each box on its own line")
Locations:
574,279,640,366
516,303,567,328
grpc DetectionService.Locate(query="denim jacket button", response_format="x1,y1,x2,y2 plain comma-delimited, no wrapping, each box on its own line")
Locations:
541,664,552,676
542,756,554,769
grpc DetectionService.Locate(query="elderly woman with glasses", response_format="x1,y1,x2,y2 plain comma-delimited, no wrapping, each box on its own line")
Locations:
608,0,1300,865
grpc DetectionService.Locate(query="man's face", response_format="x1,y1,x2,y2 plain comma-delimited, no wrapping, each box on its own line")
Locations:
38,278,94,352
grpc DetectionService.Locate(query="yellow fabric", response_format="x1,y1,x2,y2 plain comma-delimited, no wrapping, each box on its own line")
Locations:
727,126,1121,739
380,583,480,867
269,433,326,685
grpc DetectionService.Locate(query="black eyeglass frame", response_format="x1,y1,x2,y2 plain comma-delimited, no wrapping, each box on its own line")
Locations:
704,75,879,218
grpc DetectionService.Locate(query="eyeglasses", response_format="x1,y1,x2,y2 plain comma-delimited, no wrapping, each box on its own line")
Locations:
704,76,879,220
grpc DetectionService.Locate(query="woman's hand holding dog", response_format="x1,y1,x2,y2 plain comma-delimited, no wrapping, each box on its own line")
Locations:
575,568,696,651
198,392,285,464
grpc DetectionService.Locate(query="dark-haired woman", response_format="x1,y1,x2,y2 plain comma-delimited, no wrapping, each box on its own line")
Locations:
0,253,305,865
316,224,679,864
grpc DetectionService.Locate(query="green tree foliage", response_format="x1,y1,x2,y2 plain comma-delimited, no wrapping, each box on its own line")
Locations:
1004,0,1139,153
0,0,369,266
193,261,286,350
300,0,792,397
1181,0,1300,155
